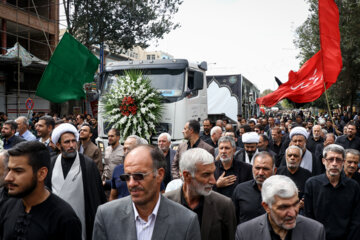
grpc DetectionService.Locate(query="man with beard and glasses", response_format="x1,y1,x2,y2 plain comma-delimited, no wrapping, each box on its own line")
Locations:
236,132,260,165
165,148,236,240
344,149,360,185
235,175,325,240
232,151,276,224
213,136,253,198
0,141,81,240
276,146,311,212
304,144,360,240
46,123,106,240
0,150,9,205
93,145,201,240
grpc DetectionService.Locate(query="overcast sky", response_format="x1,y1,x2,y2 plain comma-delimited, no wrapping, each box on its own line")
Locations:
147,0,310,92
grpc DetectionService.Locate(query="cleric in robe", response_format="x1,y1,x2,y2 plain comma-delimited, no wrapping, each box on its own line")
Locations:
45,123,106,240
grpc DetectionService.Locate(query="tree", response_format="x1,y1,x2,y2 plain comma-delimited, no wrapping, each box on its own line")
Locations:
294,0,360,110
63,0,182,53
260,89,273,97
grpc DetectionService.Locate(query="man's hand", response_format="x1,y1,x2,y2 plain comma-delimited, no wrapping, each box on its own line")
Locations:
216,172,237,188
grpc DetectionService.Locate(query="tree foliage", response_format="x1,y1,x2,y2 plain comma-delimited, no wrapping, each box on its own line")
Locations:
294,0,360,109
63,0,182,53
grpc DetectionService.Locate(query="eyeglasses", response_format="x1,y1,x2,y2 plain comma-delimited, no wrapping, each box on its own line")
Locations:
325,157,344,164
119,171,154,182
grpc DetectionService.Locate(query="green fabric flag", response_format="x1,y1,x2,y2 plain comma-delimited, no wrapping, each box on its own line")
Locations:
36,32,99,103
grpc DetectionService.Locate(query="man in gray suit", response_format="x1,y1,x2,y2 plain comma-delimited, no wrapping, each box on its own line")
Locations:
235,175,325,240
93,145,201,240
165,148,237,240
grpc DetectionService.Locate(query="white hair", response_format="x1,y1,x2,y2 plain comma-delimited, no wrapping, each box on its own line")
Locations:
158,132,171,142
179,148,214,177
16,116,28,126
126,135,142,145
285,145,303,157
261,175,298,207
210,126,222,136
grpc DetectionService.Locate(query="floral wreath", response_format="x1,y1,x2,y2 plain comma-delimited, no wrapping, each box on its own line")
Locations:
102,70,163,141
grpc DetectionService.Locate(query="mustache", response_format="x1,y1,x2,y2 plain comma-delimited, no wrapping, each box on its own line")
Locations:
129,186,145,192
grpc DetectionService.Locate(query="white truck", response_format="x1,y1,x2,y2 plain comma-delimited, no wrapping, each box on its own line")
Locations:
96,59,208,152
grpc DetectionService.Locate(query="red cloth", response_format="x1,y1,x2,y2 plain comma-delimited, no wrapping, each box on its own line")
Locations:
256,0,342,107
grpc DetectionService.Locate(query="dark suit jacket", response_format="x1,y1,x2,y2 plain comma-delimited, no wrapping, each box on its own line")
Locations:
171,138,214,178
93,195,201,240
164,188,236,240
235,214,325,240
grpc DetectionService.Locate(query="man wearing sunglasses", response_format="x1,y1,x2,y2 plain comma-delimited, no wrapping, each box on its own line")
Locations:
304,144,360,240
93,145,201,240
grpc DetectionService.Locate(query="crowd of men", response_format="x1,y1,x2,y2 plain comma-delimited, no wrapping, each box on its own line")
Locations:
0,110,360,239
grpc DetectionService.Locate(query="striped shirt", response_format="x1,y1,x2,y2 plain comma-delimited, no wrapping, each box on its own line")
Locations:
133,195,161,240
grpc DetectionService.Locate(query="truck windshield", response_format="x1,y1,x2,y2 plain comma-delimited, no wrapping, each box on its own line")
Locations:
102,69,185,98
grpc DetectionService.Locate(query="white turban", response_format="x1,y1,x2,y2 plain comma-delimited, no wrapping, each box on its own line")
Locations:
51,123,79,144
250,118,257,124
289,127,309,140
242,132,260,144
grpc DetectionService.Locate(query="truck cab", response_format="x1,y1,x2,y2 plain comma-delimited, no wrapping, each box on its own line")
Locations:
97,59,208,152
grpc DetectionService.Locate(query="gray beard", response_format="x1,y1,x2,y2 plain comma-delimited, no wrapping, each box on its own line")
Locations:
62,151,77,159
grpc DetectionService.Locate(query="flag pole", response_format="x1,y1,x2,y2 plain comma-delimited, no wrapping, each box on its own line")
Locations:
323,82,336,128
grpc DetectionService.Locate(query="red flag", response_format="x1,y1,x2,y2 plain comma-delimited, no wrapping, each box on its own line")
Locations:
256,0,342,107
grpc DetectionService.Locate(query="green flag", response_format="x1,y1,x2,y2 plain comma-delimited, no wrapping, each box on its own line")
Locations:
36,32,99,103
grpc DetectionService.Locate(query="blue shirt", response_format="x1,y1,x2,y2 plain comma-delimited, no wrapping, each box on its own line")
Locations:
16,130,36,141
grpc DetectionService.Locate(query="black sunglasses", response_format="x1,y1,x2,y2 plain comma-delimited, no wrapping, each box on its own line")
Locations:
120,171,154,182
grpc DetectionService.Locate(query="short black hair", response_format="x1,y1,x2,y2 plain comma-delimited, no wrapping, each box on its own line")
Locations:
8,141,50,173
259,134,269,142
109,128,120,136
4,120,17,131
188,120,200,134
81,123,93,131
240,124,252,133
39,115,55,129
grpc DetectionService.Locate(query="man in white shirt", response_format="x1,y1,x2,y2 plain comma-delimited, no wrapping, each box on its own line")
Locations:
15,116,36,141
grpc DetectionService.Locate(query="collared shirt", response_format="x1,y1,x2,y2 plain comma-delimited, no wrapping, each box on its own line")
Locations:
38,137,50,146
187,137,201,149
304,173,360,240
180,187,204,227
306,136,324,154
200,131,211,142
276,166,311,199
214,158,253,198
266,214,292,240
16,130,36,141
335,135,360,150
103,144,124,180
133,194,161,240
232,179,265,224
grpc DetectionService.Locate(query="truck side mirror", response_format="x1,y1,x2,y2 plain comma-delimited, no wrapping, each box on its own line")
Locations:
193,72,204,91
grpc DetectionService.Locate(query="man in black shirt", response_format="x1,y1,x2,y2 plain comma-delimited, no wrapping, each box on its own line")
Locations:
205,126,222,148
304,144,360,240
214,136,253,198
277,146,311,209
232,151,276,224
1,120,25,150
344,148,360,185
165,148,236,240
200,118,212,142
306,125,324,154
335,121,360,150
0,141,81,240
